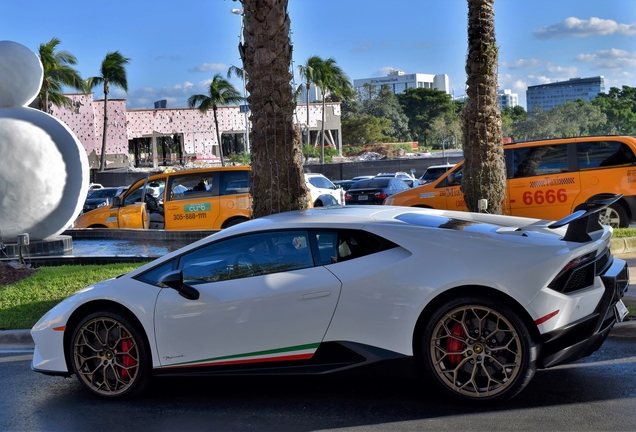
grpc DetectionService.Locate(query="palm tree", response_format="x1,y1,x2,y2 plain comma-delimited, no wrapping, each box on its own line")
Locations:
241,0,308,218
461,0,506,213
297,56,319,147
188,74,244,167
87,51,130,172
37,38,86,113
302,56,354,164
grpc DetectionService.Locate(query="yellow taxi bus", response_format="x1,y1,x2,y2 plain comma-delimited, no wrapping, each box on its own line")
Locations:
384,135,636,227
75,166,252,230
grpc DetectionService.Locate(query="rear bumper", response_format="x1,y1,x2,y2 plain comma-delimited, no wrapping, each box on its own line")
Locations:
538,257,629,368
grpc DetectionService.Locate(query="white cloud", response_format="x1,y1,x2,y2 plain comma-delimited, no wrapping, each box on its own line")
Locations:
533,17,636,39
126,80,212,109
189,62,227,73
575,48,636,70
500,58,544,69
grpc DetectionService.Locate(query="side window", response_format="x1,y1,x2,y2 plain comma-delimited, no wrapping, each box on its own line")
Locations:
579,141,636,169
123,179,165,205
512,145,568,178
310,229,398,265
177,230,313,284
220,170,251,196
134,259,178,286
124,185,144,205
168,172,219,201
437,166,462,187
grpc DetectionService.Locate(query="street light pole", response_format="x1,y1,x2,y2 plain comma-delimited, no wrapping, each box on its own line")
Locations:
231,8,250,154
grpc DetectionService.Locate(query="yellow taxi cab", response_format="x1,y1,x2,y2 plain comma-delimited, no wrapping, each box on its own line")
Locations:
384,135,636,227
75,166,252,230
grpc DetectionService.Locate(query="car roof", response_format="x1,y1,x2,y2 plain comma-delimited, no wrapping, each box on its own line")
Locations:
425,164,456,169
213,205,542,237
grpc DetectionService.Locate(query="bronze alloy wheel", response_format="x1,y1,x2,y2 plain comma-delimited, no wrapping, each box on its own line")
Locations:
424,298,536,403
71,311,149,398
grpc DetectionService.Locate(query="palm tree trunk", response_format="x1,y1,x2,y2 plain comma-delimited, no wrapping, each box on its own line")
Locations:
305,82,310,146
320,93,326,164
461,0,506,213
213,108,226,167
242,0,308,218
99,92,109,172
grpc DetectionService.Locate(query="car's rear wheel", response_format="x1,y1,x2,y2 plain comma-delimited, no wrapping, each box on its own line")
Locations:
598,203,628,228
70,310,150,398
421,296,536,404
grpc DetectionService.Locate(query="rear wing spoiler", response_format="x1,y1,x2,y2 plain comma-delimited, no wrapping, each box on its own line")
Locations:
548,195,622,242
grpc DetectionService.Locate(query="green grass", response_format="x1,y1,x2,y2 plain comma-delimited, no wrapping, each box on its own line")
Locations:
613,228,636,238
1,229,635,330
0,263,146,330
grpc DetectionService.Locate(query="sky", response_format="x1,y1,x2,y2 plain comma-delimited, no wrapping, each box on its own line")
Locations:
2,0,635,110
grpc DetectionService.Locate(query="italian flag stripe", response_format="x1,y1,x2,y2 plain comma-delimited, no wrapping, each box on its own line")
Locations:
164,343,320,368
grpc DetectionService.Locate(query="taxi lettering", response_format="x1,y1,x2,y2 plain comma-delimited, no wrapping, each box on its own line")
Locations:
522,189,567,206
528,177,575,188
185,203,211,213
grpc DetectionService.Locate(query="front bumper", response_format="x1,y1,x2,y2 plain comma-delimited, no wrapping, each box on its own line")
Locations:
538,257,629,368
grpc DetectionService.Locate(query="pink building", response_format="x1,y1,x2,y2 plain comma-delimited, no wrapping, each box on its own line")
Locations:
50,94,342,170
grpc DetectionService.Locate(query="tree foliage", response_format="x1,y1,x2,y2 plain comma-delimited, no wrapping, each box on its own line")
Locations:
188,74,244,167
362,84,411,142
87,51,130,172
299,56,354,163
342,115,393,145
37,38,86,113
397,88,454,146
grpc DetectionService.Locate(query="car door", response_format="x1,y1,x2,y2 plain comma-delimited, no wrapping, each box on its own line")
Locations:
153,230,342,368
439,165,467,211
505,144,580,220
163,171,221,230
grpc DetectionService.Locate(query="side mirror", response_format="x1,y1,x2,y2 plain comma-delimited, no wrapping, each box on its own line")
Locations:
158,270,200,300
447,173,457,185
112,196,123,207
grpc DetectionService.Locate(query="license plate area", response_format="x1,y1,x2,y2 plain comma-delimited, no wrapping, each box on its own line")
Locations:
614,299,629,322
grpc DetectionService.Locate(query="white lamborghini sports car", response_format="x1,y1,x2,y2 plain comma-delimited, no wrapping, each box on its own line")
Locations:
31,196,630,403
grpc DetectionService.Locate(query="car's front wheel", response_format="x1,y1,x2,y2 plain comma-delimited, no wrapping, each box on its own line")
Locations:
70,310,150,398
421,296,537,404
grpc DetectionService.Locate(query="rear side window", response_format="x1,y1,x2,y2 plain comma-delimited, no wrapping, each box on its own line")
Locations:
310,229,397,265
511,144,569,178
220,170,251,195
308,176,335,189
578,140,636,169
168,172,219,201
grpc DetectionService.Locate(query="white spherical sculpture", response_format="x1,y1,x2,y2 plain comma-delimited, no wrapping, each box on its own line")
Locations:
0,40,89,241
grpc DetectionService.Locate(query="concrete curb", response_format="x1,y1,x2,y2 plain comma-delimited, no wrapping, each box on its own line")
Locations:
0,329,33,350
610,236,636,255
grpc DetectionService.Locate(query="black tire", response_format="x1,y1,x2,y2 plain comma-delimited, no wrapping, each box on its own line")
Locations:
224,217,248,228
70,310,151,399
420,296,537,404
598,203,628,228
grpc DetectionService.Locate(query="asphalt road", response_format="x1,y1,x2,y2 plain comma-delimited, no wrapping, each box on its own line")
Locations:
0,254,634,431
1,328,635,432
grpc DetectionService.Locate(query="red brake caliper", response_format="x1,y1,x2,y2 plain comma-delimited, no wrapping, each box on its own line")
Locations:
120,333,135,380
446,323,466,365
